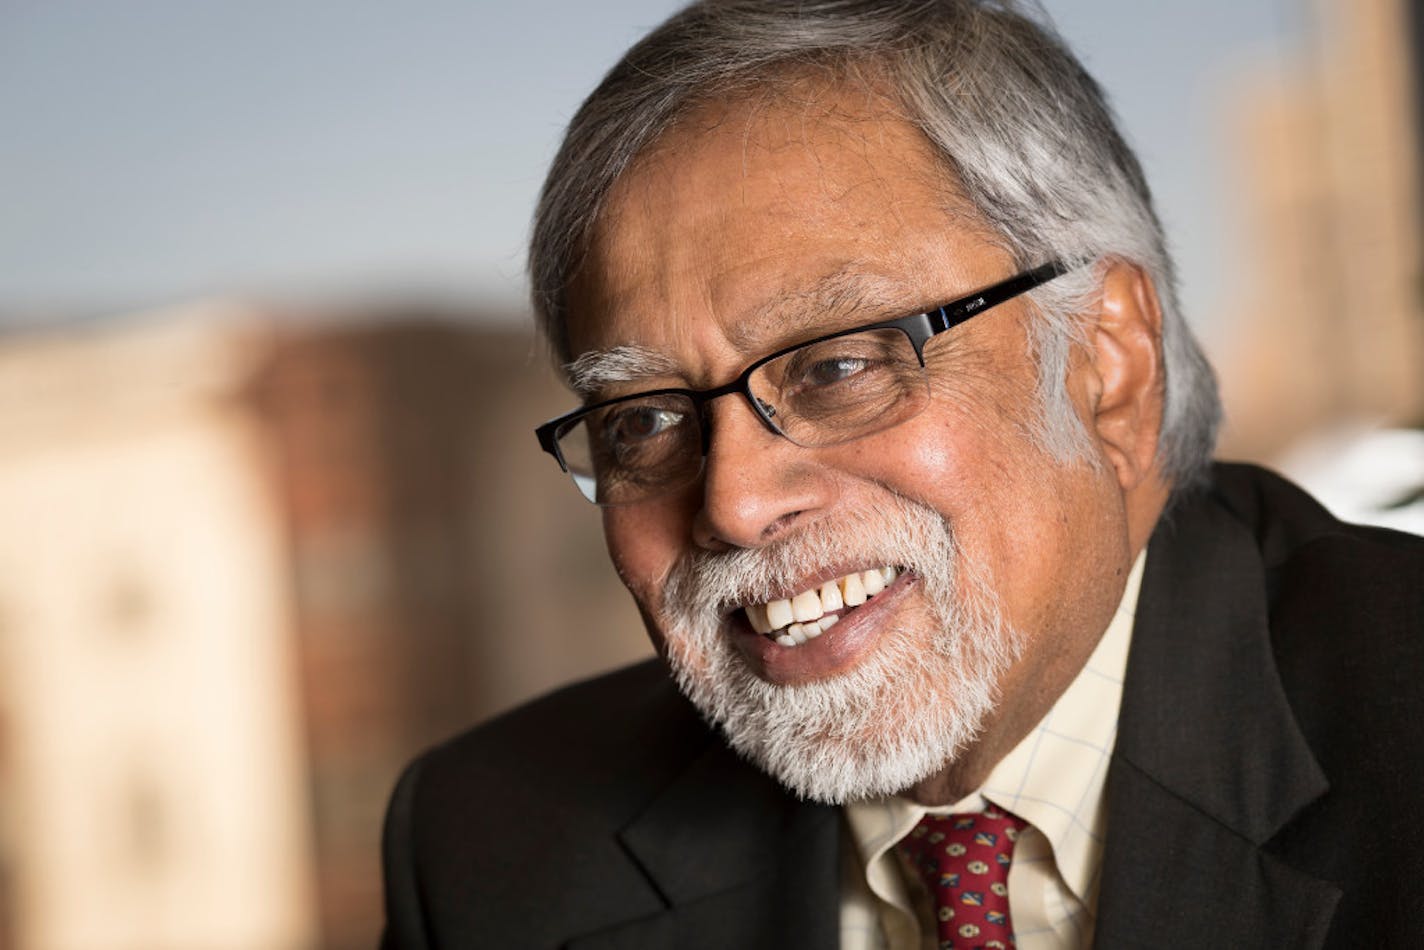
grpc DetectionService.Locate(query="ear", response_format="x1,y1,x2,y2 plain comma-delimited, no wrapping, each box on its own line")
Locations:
1078,261,1165,493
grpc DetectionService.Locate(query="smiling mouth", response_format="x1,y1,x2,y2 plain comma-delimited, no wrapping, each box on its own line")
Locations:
741,567,900,647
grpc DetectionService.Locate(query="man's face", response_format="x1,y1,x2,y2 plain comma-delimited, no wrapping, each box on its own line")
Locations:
565,82,1134,803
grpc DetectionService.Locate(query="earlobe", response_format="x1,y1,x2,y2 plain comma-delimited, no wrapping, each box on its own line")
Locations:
1085,261,1165,492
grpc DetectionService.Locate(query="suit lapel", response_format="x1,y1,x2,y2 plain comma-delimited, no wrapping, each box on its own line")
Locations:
567,738,841,950
1096,490,1340,947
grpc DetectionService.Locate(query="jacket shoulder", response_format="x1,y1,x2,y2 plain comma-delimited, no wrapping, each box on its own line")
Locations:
407,658,710,829
1206,463,1423,721
1209,461,1424,564
381,659,717,947
1206,462,1422,644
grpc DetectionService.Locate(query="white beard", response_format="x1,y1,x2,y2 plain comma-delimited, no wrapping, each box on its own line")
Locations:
659,494,1021,804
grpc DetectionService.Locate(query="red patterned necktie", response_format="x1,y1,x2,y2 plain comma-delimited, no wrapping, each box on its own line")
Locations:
895,806,1026,949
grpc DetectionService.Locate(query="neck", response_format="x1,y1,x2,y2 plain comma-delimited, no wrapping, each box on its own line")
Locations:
904,731,1019,807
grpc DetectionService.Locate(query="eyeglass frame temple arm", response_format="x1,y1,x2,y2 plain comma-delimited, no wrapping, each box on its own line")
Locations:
928,260,1069,335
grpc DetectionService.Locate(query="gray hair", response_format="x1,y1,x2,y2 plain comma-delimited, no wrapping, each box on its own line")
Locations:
529,0,1222,490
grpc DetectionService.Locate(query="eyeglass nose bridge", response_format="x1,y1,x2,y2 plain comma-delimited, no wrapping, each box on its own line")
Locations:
690,374,789,456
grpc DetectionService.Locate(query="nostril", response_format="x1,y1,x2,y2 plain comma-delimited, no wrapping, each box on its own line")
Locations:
760,510,802,543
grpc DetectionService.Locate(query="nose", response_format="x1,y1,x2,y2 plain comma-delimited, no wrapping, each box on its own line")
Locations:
690,394,836,551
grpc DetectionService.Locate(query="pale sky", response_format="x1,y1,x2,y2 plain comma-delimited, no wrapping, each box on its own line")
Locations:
0,1,1294,335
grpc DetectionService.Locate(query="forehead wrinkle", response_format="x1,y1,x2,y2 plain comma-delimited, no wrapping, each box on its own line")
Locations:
564,344,680,398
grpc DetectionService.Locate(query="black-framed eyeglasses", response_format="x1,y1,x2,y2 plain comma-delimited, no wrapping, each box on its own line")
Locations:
536,260,1068,505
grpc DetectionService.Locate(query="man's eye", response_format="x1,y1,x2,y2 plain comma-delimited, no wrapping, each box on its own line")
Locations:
802,356,869,387
608,406,684,444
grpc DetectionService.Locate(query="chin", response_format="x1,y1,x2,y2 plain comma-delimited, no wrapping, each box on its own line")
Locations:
657,496,1021,804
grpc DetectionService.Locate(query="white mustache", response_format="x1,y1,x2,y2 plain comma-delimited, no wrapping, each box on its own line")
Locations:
662,496,960,627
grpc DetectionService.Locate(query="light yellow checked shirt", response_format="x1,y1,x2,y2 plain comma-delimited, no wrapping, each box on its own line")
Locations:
839,551,1146,950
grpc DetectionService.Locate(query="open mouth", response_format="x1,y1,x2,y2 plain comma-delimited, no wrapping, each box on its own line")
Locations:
741,567,900,647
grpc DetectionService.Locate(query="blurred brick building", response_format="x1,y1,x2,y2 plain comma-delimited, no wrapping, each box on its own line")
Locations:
244,314,648,949
0,305,647,950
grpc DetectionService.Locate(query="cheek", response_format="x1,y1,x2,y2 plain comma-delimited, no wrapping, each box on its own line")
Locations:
602,501,689,604
603,504,690,654
858,406,1015,516
863,408,1087,616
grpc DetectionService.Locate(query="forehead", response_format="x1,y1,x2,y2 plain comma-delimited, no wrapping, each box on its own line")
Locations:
564,78,1009,381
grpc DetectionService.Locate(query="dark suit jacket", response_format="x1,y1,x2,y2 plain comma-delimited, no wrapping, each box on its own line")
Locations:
381,463,1424,948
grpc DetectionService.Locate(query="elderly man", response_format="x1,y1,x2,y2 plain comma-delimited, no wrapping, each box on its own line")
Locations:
381,2,1423,947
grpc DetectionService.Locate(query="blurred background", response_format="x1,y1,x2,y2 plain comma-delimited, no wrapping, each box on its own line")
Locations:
0,0,1420,947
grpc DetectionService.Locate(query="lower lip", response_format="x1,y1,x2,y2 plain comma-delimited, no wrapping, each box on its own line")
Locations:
730,572,918,685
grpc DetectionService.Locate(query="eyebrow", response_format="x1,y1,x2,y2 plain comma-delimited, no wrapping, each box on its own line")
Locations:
564,344,680,398
563,268,917,399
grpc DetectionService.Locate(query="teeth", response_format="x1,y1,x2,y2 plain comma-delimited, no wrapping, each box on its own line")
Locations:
791,589,823,623
745,566,899,644
841,571,866,606
773,616,839,647
766,598,794,630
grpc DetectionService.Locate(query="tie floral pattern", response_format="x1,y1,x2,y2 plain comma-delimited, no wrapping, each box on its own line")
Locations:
896,806,1026,949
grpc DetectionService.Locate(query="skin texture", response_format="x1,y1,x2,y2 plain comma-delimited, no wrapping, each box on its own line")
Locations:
565,79,1170,805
